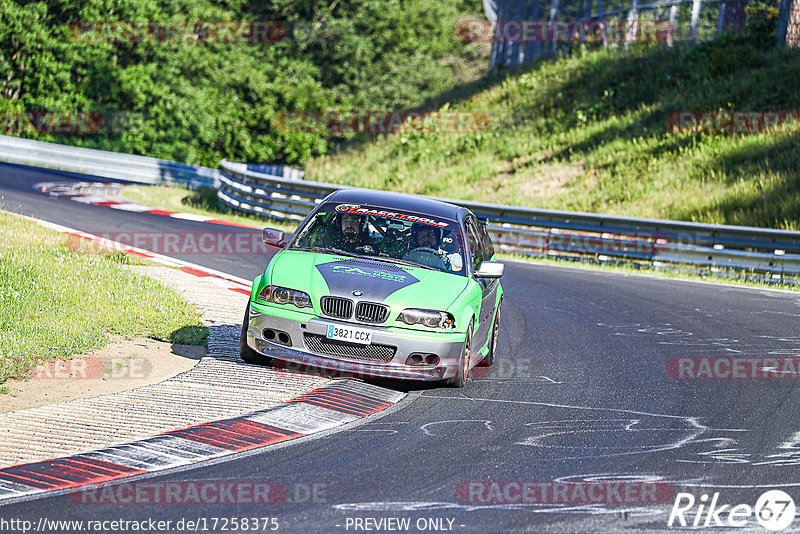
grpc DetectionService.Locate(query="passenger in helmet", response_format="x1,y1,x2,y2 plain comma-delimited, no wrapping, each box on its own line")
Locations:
404,224,448,270
410,225,442,251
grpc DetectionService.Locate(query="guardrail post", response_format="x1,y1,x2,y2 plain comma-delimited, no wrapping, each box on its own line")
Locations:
668,4,679,45
689,0,703,43
548,0,561,55
596,0,609,48
625,0,639,49
511,0,525,64
777,0,789,42
777,0,795,45
581,0,592,48
489,0,503,71
532,0,543,61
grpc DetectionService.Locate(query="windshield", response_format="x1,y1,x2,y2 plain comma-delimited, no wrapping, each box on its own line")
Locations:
289,202,466,275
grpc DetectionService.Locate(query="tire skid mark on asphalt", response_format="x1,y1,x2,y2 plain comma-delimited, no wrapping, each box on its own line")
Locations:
420,420,494,436
0,381,404,502
417,394,800,489
420,394,710,462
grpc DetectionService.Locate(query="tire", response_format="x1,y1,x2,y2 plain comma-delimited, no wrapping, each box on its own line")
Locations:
446,321,473,388
240,302,270,365
482,298,502,367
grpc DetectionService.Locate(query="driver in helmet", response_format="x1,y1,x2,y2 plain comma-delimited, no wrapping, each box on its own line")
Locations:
321,212,374,253
340,213,366,247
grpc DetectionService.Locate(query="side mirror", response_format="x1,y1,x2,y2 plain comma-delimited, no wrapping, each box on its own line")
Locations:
474,261,504,278
262,228,286,247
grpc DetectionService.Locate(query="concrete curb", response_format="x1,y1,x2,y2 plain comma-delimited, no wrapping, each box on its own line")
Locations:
0,212,406,502
0,381,403,503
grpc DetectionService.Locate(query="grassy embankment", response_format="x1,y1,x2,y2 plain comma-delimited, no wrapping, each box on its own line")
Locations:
307,36,800,230
121,34,800,290
0,212,207,384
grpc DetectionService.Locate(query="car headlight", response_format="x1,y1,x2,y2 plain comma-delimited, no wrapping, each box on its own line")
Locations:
258,285,313,309
397,308,456,329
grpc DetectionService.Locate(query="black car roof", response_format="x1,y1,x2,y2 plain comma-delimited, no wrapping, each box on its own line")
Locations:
325,189,466,221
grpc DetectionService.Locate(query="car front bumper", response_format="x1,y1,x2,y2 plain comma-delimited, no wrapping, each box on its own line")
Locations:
245,303,467,381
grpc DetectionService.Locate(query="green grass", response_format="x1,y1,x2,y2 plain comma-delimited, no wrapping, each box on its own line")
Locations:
0,212,208,384
122,185,297,233
304,35,800,230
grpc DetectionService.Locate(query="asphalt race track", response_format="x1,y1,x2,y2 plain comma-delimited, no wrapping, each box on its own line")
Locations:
3,162,800,532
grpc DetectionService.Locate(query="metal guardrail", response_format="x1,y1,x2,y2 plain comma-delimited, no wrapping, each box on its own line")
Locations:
0,135,220,188
0,135,304,190
218,159,800,282
0,135,796,283
219,160,338,221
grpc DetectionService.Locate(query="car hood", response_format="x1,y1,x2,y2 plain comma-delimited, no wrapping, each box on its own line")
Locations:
268,250,469,310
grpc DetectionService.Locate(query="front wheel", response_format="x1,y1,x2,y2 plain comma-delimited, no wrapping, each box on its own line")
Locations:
446,322,472,388
240,302,271,365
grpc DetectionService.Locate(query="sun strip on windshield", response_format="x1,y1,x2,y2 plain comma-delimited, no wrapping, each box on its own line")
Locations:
333,203,451,228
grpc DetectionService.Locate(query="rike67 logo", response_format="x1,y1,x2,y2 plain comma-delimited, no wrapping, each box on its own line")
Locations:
668,490,796,531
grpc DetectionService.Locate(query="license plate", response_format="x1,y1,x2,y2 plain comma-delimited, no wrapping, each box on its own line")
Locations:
326,324,372,345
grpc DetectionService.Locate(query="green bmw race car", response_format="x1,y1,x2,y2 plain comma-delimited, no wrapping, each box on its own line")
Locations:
240,189,504,387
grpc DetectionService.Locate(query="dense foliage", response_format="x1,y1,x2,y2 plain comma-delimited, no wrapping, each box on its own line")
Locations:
0,0,483,166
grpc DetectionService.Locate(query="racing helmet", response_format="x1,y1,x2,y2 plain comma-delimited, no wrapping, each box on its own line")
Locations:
335,212,369,236
410,224,442,249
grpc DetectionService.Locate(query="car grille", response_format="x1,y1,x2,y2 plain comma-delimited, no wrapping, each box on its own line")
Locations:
320,296,353,319
304,333,396,363
355,302,390,324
